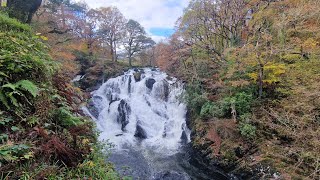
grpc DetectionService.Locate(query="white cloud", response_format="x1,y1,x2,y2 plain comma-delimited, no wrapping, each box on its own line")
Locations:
74,0,189,42
151,35,168,43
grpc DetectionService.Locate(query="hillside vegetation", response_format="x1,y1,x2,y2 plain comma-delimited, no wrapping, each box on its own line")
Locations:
0,13,125,179
155,0,320,179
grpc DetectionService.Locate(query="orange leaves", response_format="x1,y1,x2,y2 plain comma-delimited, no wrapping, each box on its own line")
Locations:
302,38,319,52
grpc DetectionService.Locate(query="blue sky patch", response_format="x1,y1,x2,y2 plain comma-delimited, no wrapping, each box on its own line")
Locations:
150,28,175,37
165,1,181,7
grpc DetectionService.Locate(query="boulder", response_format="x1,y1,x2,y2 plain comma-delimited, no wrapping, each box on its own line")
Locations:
117,100,131,131
133,72,142,82
163,81,169,101
86,96,102,118
146,78,156,90
134,122,147,139
154,171,189,180
128,76,132,93
180,130,188,144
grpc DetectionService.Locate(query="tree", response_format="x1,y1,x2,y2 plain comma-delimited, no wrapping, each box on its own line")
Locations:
6,0,43,23
98,7,126,62
178,0,249,61
123,19,155,67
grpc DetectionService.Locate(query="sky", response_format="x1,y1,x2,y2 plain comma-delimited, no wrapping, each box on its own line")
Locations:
75,0,189,42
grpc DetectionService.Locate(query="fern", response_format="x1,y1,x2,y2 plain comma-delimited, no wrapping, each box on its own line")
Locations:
0,91,9,109
0,80,38,110
15,80,38,97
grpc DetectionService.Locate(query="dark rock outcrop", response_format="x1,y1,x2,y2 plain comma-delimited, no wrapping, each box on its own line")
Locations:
163,80,170,101
117,100,131,131
146,78,156,90
86,96,102,118
128,76,132,93
180,130,188,144
133,72,142,82
134,121,147,139
154,171,189,180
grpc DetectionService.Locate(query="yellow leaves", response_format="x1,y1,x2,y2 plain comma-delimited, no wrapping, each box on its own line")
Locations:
248,72,258,82
230,80,250,87
40,36,48,41
79,160,95,168
248,63,287,84
303,38,319,51
263,63,286,84
23,151,34,160
281,54,301,63
82,138,90,145
1,0,7,7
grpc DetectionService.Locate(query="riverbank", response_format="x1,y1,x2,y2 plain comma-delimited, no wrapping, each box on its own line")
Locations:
0,13,125,179
154,1,320,179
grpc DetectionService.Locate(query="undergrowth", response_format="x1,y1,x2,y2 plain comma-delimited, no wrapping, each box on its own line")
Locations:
0,13,125,179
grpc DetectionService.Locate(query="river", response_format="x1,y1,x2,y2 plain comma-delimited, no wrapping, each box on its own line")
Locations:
83,68,231,180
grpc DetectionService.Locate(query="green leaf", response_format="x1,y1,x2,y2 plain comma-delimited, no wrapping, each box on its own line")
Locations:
11,126,19,132
2,83,16,91
0,134,8,144
0,72,8,77
8,94,19,107
0,91,10,109
15,80,38,97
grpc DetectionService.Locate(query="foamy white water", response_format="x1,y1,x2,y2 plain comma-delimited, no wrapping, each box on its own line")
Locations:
85,68,190,154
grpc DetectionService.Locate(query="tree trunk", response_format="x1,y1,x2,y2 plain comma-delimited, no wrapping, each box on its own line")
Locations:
61,3,66,30
258,64,264,98
87,42,93,56
110,40,114,61
114,41,117,62
129,56,132,67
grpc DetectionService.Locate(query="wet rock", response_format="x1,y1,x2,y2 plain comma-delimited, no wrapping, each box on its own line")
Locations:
117,99,131,131
133,72,142,82
235,146,244,158
134,121,147,139
154,171,190,180
146,78,156,90
109,95,120,105
128,76,132,93
180,130,188,144
163,80,170,101
86,97,101,118
154,110,169,119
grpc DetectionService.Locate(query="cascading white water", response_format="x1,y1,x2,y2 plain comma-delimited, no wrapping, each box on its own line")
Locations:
83,68,231,180
86,68,190,154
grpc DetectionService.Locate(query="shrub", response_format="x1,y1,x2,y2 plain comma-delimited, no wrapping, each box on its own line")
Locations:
0,13,55,114
53,107,85,128
239,122,256,139
200,101,224,119
221,92,254,117
185,82,207,115
0,13,31,32
0,80,38,110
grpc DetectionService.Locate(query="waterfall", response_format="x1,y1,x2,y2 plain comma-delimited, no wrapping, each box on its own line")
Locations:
85,68,190,154
83,68,231,180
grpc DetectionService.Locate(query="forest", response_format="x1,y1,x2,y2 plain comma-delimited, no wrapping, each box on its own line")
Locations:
0,0,320,179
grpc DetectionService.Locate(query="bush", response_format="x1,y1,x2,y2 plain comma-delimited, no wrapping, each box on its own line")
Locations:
185,82,207,115
221,92,254,117
0,13,31,32
53,107,85,127
239,122,256,139
0,13,55,114
200,101,224,119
